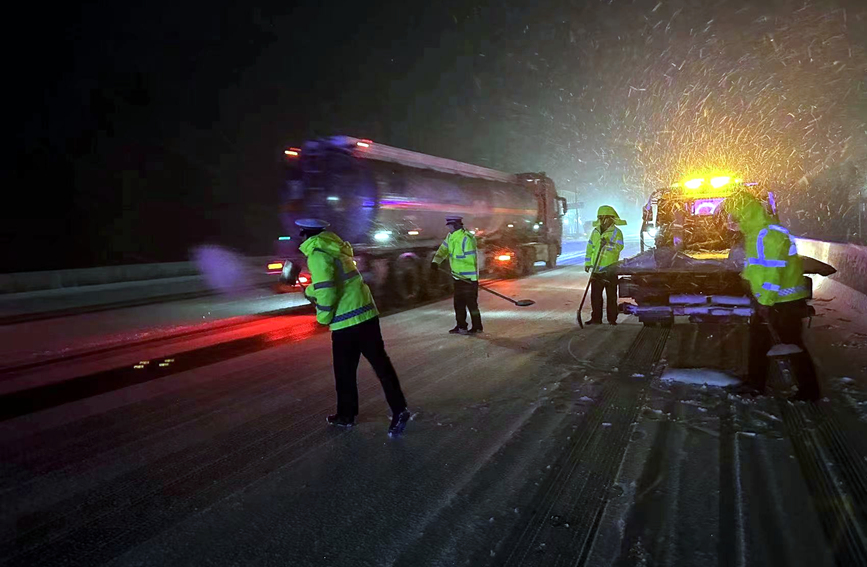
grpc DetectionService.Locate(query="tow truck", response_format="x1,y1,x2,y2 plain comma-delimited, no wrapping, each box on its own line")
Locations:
616,175,835,326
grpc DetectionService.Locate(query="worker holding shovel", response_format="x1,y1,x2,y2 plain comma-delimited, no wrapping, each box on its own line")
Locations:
581,206,626,326
723,192,820,400
432,216,483,335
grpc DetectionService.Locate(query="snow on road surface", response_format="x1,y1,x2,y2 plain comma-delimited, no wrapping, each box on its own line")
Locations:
660,367,741,387
0,285,310,368
0,240,593,372
1,264,866,566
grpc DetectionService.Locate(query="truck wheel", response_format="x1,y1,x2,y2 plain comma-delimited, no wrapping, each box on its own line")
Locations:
520,247,535,276
424,251,451,297
545,245,558,269
392,254,422,305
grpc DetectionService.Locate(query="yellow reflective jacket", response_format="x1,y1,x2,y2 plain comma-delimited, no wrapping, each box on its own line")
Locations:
433,228,479,281
585,225,624,271
300,231,379,331
728,196,808,307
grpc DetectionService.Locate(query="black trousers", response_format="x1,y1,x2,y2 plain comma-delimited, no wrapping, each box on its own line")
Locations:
331,317,407,417
454,280,482,330
748,299,820,399
590,274,618,323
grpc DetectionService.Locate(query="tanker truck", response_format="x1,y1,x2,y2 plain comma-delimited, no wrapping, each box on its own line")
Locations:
265,136,566,307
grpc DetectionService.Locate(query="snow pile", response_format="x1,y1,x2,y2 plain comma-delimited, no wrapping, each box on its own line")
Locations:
660,368,741,387
192,246,255,295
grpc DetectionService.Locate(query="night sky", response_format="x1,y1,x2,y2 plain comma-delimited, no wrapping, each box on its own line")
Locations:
8,0,867,272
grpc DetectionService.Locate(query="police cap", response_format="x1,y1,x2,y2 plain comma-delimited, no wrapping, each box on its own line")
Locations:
294,218,331,229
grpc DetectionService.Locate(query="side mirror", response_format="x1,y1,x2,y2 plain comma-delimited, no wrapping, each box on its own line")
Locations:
642,206,653,222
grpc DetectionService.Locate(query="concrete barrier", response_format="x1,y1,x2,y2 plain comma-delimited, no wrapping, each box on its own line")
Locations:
796,238,867,297
0,256,275,294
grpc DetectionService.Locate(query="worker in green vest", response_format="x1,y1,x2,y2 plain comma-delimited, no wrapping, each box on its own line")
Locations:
583,205,626,325
724,193,819,400
431,216,483,334
297,219,411,436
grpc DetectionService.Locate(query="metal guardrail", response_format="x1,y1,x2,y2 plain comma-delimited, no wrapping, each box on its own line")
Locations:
795,238,867,297
0,257,274,294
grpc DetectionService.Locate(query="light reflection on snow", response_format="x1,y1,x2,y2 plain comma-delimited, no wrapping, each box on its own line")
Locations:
660,368,740,387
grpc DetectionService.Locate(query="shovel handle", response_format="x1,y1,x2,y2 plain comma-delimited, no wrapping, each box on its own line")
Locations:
578,243,606,328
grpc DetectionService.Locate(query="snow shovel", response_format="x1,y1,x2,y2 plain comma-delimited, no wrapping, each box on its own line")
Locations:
437,267,535,307
577,239,606,329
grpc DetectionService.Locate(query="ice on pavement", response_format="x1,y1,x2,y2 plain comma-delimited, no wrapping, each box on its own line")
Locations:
660,368,741,387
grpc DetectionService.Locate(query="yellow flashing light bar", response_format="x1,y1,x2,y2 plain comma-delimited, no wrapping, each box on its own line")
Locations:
681,175,740,190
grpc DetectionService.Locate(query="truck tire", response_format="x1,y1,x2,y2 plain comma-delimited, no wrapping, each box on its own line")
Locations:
391,253,423,305
545,245,558,269
519,247,535,276
424,251,451,298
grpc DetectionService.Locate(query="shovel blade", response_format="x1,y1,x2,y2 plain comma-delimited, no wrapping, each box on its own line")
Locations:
515,299,536,307
767,343,803,357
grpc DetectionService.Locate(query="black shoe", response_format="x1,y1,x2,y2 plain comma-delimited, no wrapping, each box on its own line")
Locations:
326,414,355,428
388,409,411,437
584,319,603,326
449,326,469,335
467,327,484,334
608,321,618,326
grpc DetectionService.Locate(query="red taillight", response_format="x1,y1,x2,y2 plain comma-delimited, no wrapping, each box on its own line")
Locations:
298,275,309,284
267,262,284,271
356,140,371,148
284,148,300,157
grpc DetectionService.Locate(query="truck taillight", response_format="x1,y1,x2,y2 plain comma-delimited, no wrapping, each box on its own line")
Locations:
284,148,300,157
496,254,512,262
267,262,284,271
356,140,372,148
298,275,309,284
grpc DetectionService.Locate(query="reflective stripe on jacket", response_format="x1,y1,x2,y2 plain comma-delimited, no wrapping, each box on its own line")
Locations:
433,228,479,281
300,231,379,331
585,226,624,271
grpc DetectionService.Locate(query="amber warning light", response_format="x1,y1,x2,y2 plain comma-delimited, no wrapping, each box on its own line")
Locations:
284,148,300,157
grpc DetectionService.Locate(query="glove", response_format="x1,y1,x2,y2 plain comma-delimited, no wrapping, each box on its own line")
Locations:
585,266,591,273
754,304,771,320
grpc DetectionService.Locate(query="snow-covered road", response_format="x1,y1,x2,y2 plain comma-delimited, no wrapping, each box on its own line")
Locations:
1,261,865,567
